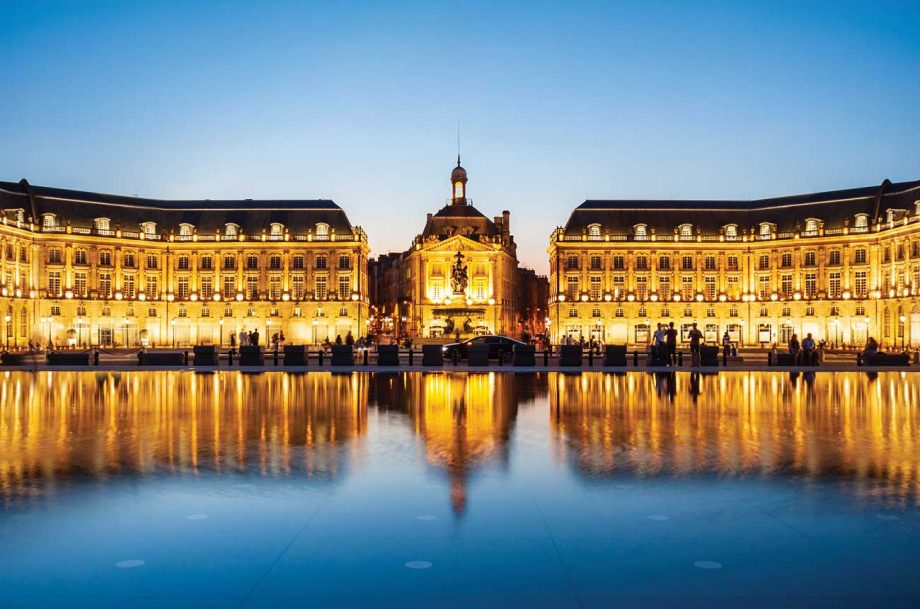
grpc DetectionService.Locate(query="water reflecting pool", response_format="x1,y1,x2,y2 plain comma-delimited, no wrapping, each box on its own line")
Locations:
2,371,920,608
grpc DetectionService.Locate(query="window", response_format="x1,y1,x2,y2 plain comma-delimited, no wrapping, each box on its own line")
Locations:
223,255,236,270
246,255,259,270
200,277,212,299
316,255,327,270
727,256,739,271
148,307,158,317
292,255,305,270
315,276,328,299
48,249,63,264
292,275,305,300
681,256,693,271
592,307,601,318
76,305,86,317
804,251,816,266
123,275,135,299
223,276,236,296
854,248,867,264
658,256,670,270
246,276,259,300
856,305,865,316
681,276,693,300
224,306,233,317
804,218,819,235
315,223,330,240
636,276,648,300
615,307,624,318
589,276,602,300
200,256,213,270
74,271,87,298
590,255,602,270
568,307,577,318
781,252,792,268
760,306,768,317
147,255,158,269
177,255,190,270
178,277,189,300
634,224,648,240
730,306,739,318
51,305,61,316
42,214,57,229
781,274,793,298
659,276,671,300
269,255,282,270
854,271,867,297
566,276,579,300
612,256,624,270
612,276,625,298
74,250,87,265
270,223,284,240
760,223,773,239
704,276,716,300
339,255,351,270
854,214,869,231
565,255,579,270
588,224,601,240
179,223,194,239
225,223,239,238
270,276,282,300
805,272,817,298
828,272,841,298
704,256,716,270
47,271,61,296
806,306,815,316
782,305,791,316
635,256,648,271
758,254,770,270
178,306,187,318
123,253,136,268
201,305,210,318
679,224,693,240
98,251,112,266
758,275,770,299
828,250,841,266
141,222,157,236
99,273,112,299
830,305,840,316
146,276,158,300
724,224,738,240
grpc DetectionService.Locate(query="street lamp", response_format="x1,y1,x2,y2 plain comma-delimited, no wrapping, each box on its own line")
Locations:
312,318,318,345
171,318,176,348
219,318,224,347
3,314,9,349
900,314,907,350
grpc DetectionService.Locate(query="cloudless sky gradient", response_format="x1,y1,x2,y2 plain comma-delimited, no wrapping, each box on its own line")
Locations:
2,0,919,271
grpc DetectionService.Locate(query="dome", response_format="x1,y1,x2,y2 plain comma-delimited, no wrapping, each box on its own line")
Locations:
451,156,467,182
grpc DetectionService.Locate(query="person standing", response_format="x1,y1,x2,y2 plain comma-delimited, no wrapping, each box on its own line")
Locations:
688,322,704,367
666,321,678,366
653,324,667,364
251,329,260,347
801,333,816,365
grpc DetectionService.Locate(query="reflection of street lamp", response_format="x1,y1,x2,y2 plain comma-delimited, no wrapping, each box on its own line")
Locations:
900,314,907,350
3,314,10,349
830,319,839,348
864,316,871,345
170,318,176,348
312,318,318,345
219,318,224,347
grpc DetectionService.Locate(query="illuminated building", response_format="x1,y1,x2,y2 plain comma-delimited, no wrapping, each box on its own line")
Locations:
0,179,369,347
549,179,920,348
380,159,520,339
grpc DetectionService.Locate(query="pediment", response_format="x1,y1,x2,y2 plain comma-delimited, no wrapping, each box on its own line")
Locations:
417,234,495,253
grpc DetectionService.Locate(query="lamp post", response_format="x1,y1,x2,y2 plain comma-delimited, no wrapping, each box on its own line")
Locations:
171,318,176,348
312,318,318,345
900,314,907,350
3,314,9,349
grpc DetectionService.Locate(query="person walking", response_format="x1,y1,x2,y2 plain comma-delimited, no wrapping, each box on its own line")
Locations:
666,321,678,366
688,322,703,367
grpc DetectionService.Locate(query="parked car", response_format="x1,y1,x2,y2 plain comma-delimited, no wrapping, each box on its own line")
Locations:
442,335,525,360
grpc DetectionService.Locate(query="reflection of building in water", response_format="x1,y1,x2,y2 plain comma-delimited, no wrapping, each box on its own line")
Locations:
370,372,530,514
550,372,920,503
0,371,367,504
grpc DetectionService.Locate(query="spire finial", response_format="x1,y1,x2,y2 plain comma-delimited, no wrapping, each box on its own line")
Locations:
457,118,461,166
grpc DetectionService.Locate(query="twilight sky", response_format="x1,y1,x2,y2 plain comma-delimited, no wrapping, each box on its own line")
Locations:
1,1,919,272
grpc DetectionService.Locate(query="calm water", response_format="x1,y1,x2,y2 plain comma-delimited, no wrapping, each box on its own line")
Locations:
2,371,920,608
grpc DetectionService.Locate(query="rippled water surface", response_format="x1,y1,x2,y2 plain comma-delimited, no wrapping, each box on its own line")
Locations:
2,371,920,608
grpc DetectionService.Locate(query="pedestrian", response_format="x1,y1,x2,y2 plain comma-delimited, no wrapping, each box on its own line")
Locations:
688,322,703,367
722,331,731,359
335,334,343,346
230,332,236,349
346,331,354,346
251,329,260,347
666,321,678,366
801,333,816,365
653,324,667,364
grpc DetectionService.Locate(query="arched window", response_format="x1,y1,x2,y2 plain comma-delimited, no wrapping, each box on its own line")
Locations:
759,223,773,239
724,224,738,240
587,224,601,240
95,217,110,232
42,213,57,229
315,222,330,240
178,223,194,238
141,221,157,235
679,224,693,240
804,218,819,235
634,224,648,240
224,223,239,238
269,223,284,240
854,214,869,231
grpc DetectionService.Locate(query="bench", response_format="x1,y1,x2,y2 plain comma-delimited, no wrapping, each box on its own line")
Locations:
331,345,354,366
559,345,583,367
376,345,399,366
140,350,186,366
769,352,796,366
421,344,444,367
283,345,307,366
47,351,91,366
468,343,490,366
1,352,35,366
513,344,536,366
239,346,263,366
699,345,720,367
193,345,218,366
859,352,910,366
603,345,627,367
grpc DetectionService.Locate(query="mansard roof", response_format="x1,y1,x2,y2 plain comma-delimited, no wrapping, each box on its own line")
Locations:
0,179,356,236
422,203,500,238
563,179,920,236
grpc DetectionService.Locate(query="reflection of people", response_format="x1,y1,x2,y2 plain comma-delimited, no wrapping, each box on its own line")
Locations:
666,322,677,366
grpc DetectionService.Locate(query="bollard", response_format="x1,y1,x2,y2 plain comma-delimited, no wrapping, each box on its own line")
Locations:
318,350,324,366
543,349,549,366
363,349,369,366
273,348,279,366
94,350,100,366
678,351,683,367
183,351,189,366
408,349,414,366
498,349,503,367
228,349,234,366
633,350,638,367
767,352,773,366
588,349,593,367
722,349,727,367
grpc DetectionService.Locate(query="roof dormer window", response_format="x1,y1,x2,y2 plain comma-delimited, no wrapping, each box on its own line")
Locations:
804,218,819,235
759,223,773,239
724,224,738,240
269,223,284,240
141,221,157,235
587,223,601,241
315,222,330,240
224,223,239,238
42,213,57,229
854,214,869,231
95,217,111,232
634,224,648,240
178,223,194,239
678,224,693,240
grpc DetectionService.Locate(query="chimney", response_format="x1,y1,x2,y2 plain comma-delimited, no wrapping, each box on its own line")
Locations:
502,210,510,238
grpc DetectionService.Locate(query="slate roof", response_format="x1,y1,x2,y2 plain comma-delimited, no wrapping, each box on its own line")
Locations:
563,179,920,236
0,179,356,236
422,203,500,238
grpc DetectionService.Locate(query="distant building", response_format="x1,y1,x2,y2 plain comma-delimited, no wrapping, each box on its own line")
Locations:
515,267,549,338
0,179,369,347
375,159,520,339
549,179,920,348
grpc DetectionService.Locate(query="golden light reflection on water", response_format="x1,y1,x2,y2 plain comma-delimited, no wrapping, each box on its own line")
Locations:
550,372,920,503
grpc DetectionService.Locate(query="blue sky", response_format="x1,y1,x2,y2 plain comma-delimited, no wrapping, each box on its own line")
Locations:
2,0,919,271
